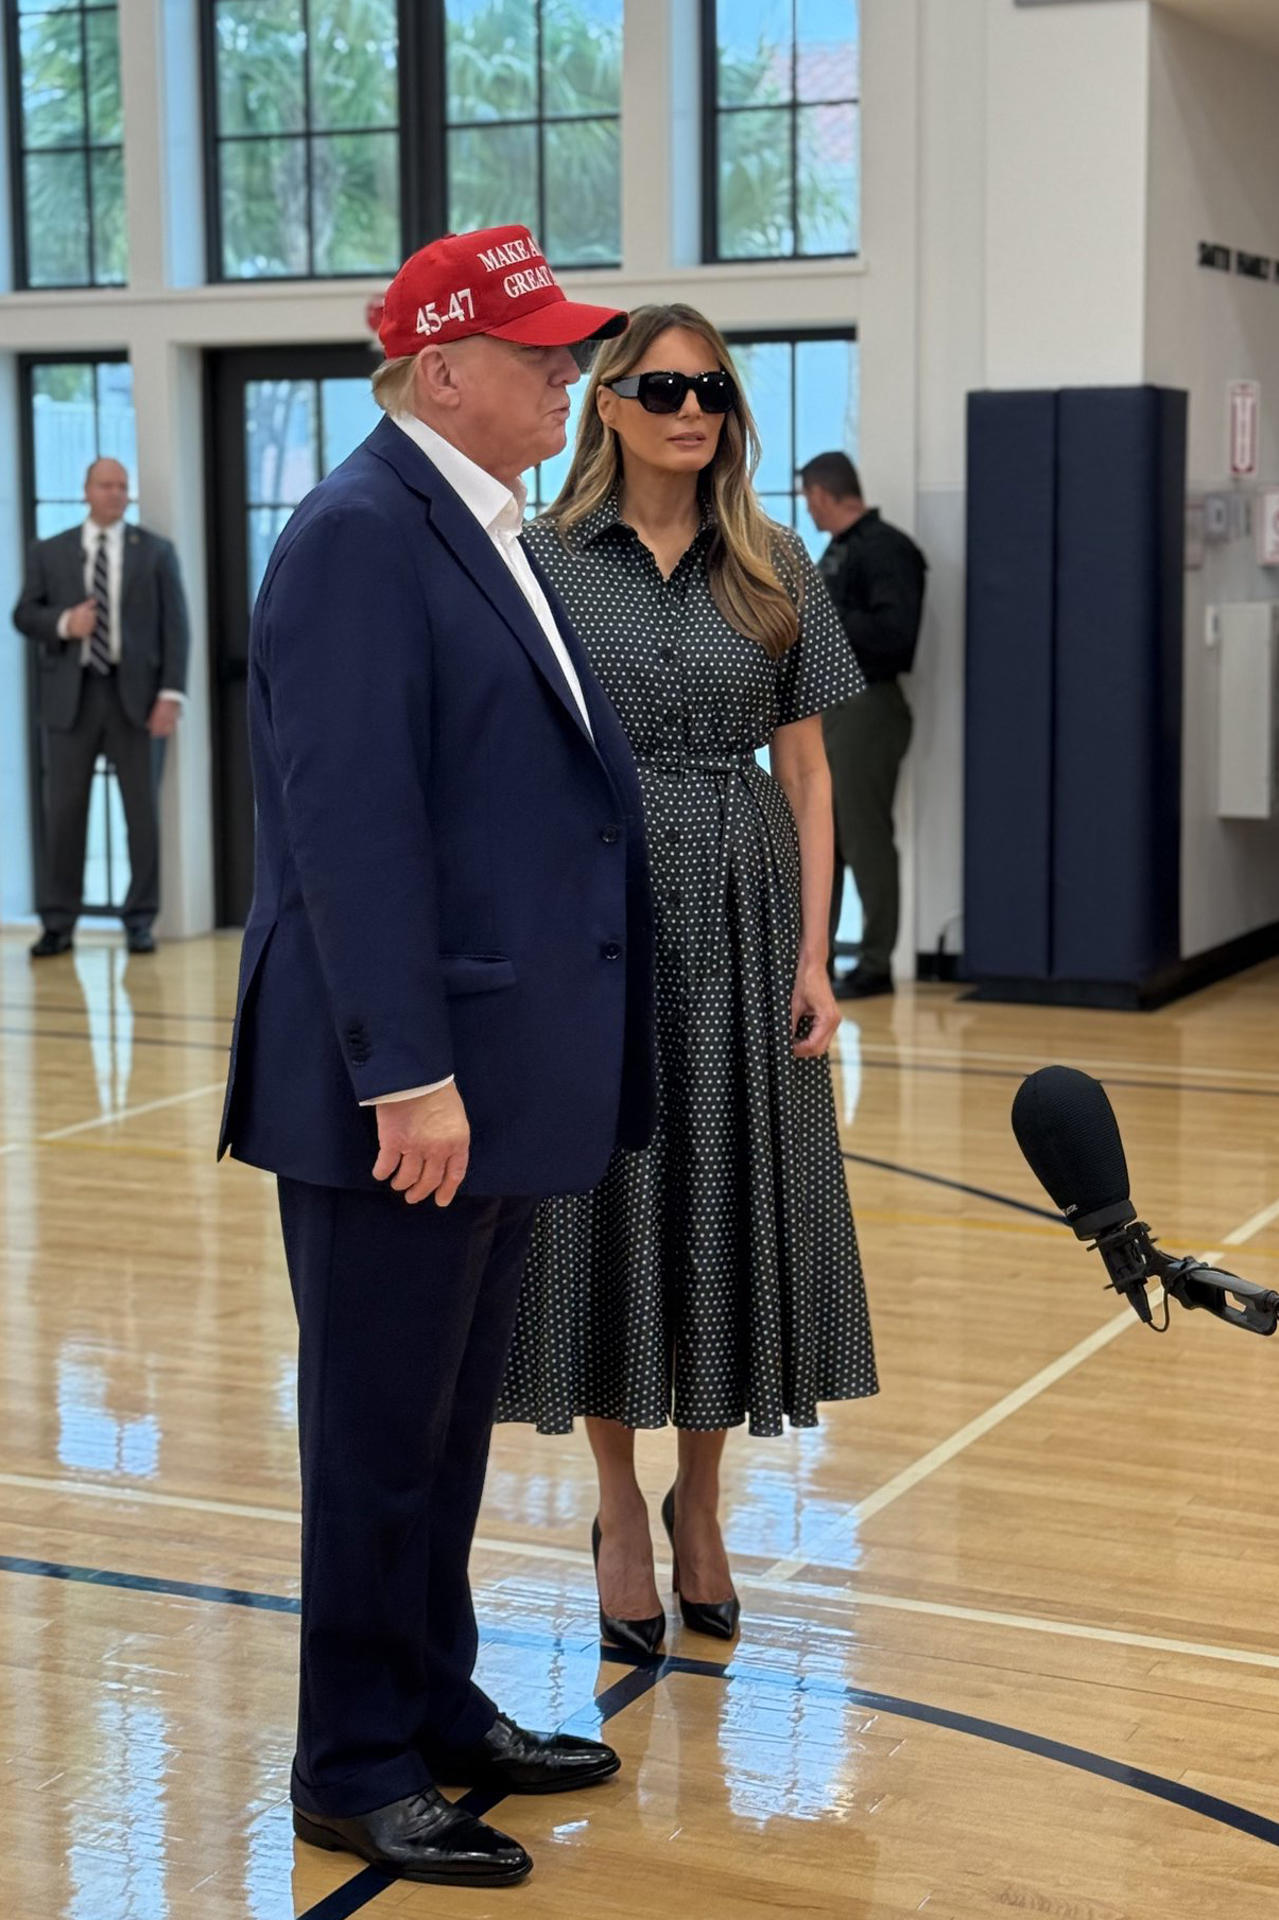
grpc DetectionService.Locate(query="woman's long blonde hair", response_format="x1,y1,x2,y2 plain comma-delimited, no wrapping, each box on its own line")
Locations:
547,304,801,659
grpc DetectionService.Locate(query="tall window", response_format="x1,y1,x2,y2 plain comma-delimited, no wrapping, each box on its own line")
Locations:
202,0,624,281
727,331,859,555
5,0,127,287
205,0,401,279
445,0,623,267
705,0,860,262
243,375,380,603
19,355,138,915
25,356,136,536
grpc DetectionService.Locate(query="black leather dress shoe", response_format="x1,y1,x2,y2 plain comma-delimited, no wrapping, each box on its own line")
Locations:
125,929,156,954
292,1788,531,1886
29,931,73,959
434,1713,621,1794
834,967,893,1001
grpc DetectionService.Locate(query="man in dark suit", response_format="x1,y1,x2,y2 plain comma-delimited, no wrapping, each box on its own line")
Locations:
13,458,190,956
219,226,655,1889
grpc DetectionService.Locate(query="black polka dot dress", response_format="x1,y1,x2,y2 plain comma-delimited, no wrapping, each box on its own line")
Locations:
497,497,878,1437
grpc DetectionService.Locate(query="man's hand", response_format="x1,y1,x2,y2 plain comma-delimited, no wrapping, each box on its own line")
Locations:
63,599,97,640
373,1082,471,1207
148,696,181,739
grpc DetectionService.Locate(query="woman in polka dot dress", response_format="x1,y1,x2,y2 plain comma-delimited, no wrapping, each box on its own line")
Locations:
497,304,878,1652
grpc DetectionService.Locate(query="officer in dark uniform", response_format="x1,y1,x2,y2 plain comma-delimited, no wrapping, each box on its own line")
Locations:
800,452,927,999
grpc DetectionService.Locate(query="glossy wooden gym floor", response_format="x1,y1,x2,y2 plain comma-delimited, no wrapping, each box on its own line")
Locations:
3,926,1279,1918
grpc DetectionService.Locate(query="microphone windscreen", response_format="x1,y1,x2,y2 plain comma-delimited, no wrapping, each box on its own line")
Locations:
1011,1066,1132,1225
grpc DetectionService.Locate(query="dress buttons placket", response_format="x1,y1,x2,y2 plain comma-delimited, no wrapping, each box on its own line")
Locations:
657,575,683,748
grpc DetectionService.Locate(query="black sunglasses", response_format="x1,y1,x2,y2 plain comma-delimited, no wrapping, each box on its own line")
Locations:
604,370,738,415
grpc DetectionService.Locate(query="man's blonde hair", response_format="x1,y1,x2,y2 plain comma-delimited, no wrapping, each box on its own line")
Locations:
371,353,421,414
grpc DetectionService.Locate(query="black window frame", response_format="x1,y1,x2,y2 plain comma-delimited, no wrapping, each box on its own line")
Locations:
199,0,421,285
199,0,623,285
4,0,128,291
17,349,135,917
443,0,623,269
722,324,860,530
701,0,861,266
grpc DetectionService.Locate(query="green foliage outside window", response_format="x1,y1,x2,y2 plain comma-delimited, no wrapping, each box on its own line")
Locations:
213,0,400,277
713,1,860,260
446,0,622,268
16,2,127,286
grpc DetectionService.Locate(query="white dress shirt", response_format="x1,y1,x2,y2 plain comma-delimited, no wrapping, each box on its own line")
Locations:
365,414,595,1108
391,412,593,735
56,517,185,704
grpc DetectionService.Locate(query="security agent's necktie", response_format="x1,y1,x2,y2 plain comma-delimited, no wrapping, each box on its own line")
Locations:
88,529,113,676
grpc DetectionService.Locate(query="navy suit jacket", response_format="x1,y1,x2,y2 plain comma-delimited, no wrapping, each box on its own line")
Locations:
218,416,656,1197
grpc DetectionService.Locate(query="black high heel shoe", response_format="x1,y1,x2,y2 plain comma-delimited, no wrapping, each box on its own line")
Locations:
661,1487,741,1641
590,1518,666,1659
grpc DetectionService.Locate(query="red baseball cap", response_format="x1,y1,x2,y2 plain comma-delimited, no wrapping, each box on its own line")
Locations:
373,225,628,359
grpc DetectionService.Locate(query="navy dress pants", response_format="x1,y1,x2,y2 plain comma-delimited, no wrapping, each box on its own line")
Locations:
277,1176,538,1818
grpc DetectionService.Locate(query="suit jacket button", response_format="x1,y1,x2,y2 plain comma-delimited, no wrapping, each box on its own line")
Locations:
600,825,620,845
601,942,622,962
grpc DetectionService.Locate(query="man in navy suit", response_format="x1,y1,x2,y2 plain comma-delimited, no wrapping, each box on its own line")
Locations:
219,227,654,1888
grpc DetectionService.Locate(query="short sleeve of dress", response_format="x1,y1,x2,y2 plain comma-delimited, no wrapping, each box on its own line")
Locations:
774,529,866,727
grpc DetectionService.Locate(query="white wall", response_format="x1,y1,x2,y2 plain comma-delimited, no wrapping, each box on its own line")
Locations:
984,0,1151,390
1145,8,1279,958
907,0,1279,973
906,0,1154,967
911,0,987,965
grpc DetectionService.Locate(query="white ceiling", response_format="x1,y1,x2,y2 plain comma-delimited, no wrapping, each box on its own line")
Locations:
1155,0,1279,63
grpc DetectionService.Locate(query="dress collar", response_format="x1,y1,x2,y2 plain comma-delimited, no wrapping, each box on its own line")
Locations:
569,489,717,552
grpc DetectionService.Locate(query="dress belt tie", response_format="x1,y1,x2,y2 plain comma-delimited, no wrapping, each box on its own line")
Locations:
634,750,766,987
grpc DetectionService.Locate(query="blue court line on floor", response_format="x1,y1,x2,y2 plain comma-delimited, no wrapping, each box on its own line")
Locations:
613,1650,1279,1852
297,1867,394,1920
839,1051,1279,1103
2,1551,1276,1915
0,1553,299,1611
0,1023,229,1054
841,1149,1063,1223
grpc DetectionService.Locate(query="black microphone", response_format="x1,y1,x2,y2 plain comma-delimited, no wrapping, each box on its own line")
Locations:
1011,1066,1157,1322
1012,1065,1279,1337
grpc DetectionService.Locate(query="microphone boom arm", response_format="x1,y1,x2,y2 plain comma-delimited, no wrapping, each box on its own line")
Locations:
1092,1218,1279,1336
1152,1249,1279,1337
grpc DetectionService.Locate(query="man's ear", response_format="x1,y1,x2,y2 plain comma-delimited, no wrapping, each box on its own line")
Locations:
415,347,461,412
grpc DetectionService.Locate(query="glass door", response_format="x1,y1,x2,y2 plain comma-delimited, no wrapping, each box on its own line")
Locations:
17,354,138,921
206,347,381,925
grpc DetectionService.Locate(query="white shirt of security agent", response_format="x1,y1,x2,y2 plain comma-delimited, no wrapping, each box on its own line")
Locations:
56,458,186,738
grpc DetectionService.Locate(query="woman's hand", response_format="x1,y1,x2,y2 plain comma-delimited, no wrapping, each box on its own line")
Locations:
790,958,841,1059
